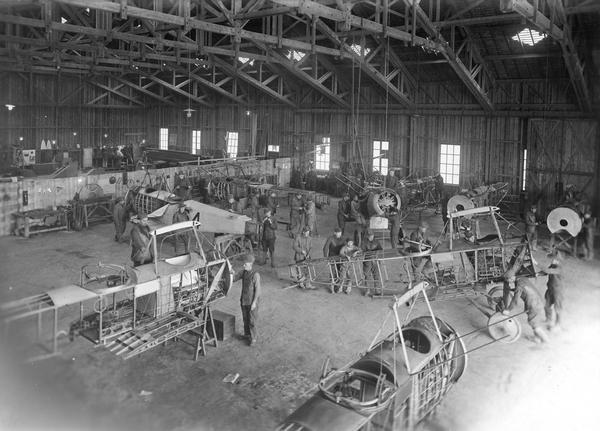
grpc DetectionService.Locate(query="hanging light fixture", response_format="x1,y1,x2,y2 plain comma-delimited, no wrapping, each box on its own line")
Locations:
5,104,15,111
183,51,195,119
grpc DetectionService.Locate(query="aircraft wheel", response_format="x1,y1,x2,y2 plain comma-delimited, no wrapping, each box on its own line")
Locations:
488,312,521,343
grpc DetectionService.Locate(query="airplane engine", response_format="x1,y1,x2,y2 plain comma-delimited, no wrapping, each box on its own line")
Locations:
546,206,583,237
362,188,401,217
447,194,475,216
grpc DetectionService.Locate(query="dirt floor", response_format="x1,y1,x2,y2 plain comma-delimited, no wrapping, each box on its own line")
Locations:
1,198,599,431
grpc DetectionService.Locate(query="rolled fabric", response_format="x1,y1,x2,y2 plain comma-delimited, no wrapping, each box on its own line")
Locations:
547,206,582,236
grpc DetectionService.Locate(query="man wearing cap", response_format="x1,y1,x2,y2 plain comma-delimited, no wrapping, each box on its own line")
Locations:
262,209,277,267
337,193,351,235
233,254,261,346
350,194,367,247
407,221,432,278
172,202,190,254
289,192,305,238
525,205,539,251
503,277,549,343
130,217,153,267
542,253,564,331
361,230,383,293
112,196,128,242
174,171,192,200
338,238,361,294
293,226,314,289
580,211,594,260
267,191,279,215
304,195,317,236
388,209,403,249
323,227,346,293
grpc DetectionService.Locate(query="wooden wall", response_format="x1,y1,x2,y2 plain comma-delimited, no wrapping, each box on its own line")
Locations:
1,71,598,214
0,157,289,236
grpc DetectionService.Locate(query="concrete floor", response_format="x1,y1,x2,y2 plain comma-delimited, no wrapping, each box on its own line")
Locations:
1,199,599,431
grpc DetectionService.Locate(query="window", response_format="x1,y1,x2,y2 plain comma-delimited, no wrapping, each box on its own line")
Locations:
350,43,371,57
237,57,255,66
267,145,280,152
192,130,201,155
315,137,331,171
226,131,239,158
372,140,389,176
159,128,169,150
286,50,306,62
511,28,546,46
439,144,460,185
522,149,528,191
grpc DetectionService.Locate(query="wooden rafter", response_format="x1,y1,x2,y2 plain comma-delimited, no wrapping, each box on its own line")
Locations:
504,0,592,112
315,20,414,109
400,0,494,112
210,55,297,108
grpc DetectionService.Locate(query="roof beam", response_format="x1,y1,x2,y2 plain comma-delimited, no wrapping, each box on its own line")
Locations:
401,0,493,112
503,0,591,112
269,49,350,109
210,55,297,108
54,0,354,59
272,0,444,52
144,72,213,107
85,79,145,106
113,76,176,106
315,20,414,109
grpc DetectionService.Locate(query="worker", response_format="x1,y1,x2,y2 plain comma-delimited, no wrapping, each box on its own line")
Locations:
304,195,316,236
293,226,314,289
503,277,549,343
267,191,279,215
232,254,261,346
323,227,346,293
174,171,192,200
337,238,361,294
337,193,351,235
525,204,539,251
262,209,277,268
433,173,444,205
542,253,564,331
361,230,383,294
406,221,432,279
112,197,128,242
249,191,261,221
581,211,594,260
386,169,397,189
172,202,190,254
289,192,305,238
130,217,153,267
501,245,529,311
350,194,366,247
388,209,403,249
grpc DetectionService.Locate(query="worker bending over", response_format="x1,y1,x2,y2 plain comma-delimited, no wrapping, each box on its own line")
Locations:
503,277,549,343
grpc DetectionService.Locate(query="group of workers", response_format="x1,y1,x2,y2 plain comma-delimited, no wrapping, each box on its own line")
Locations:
111,183,594,349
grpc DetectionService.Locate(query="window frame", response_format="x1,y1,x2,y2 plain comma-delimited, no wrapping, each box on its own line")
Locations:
192,130,201,155
372,140,389,176
226,131,239,158
315,137,331,171
439,144,461,185
159,128,169,150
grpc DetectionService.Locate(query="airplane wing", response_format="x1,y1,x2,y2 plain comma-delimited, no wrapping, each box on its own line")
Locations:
147,200,252,235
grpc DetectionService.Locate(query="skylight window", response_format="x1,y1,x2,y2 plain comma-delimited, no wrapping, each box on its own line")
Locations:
511,28,546,46
238,57,255,66
286,50,306,62
350,43,371,57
